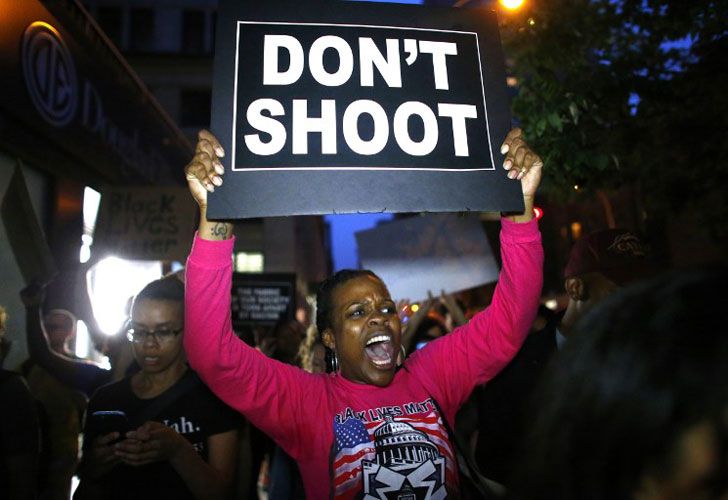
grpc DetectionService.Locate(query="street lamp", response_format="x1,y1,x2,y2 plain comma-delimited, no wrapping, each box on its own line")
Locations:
499,0,524,10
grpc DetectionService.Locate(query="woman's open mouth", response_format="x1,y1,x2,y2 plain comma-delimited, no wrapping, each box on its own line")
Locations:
364,334,395,369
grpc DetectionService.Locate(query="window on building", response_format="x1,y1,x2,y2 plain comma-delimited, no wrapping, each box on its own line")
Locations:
179,89,212,128
235,252,264,273
182,10,206,54
129,8,155,52
97,7,123,47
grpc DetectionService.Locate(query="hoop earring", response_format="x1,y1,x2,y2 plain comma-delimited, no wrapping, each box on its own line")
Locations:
325,347,339,373
397,345,407,366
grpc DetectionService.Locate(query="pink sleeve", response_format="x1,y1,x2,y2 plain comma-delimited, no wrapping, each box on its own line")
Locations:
407,218,543,416
184,234,314,456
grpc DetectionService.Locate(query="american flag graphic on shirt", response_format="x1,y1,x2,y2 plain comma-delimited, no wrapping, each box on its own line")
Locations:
332,410,457,499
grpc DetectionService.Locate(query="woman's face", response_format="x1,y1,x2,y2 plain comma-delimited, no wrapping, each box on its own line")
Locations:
323,275,401,387
130,299,185,375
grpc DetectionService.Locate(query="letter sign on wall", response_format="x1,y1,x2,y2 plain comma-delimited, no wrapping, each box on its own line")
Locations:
209,0,519,218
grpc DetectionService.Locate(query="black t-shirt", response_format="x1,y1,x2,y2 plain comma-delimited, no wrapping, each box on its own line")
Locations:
80,370,240,500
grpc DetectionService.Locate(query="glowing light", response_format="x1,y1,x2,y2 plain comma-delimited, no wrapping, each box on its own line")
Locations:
570,222,583,240
410,304,420,313
574,184,580,191
75,320,90,358
500,0,524,10
86,257,162,335
545,299,558,310
80,187,101,263
235,252,264,273
533,206,544,220
528,17,536,26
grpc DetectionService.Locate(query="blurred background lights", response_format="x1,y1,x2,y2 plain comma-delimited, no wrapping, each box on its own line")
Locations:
500,0,524,10
86,257,163,335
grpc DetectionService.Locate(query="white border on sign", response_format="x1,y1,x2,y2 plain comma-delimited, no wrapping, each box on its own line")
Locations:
232,21,496,172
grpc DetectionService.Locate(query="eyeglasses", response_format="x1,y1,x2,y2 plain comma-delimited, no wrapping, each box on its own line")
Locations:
126,327,183,344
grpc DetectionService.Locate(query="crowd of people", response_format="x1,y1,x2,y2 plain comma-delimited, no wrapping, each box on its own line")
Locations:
1,128,726,500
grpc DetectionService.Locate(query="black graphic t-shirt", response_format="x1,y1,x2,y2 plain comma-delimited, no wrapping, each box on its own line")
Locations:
80,370,240,500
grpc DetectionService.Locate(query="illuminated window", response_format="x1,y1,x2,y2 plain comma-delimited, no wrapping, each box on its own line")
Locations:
235,252,264,273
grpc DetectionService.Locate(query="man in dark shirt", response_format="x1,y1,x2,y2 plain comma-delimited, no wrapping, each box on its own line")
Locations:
474,228,656,487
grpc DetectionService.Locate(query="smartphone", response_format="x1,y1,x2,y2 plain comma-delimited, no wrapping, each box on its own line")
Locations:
89,410,130,438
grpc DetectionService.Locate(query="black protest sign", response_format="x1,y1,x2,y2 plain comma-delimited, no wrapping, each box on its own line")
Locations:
93,187,197,261
208,0,520,219
0,162,56,283
231,273,296,329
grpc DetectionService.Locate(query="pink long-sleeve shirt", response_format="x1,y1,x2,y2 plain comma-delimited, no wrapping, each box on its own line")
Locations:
185,218,543,499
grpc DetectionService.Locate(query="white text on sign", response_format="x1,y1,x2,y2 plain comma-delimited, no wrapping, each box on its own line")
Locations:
244,35,478,158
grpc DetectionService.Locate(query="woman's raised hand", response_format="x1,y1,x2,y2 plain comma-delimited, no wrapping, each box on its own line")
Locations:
185,130,226,210
501,128,543,200
501,128,543,222
185,130,232,240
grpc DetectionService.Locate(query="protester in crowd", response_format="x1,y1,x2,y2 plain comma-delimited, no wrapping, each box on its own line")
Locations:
1,305,41,500
21,282,122,398
19,288,88,500
182,128,543,498
75,276,240,500
475,228,655,487
512,267,728,500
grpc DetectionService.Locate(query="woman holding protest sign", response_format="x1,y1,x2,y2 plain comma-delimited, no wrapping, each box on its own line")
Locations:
183,128,543,499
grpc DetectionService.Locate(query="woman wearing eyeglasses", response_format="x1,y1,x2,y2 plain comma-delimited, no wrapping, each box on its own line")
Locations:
75,277,240,500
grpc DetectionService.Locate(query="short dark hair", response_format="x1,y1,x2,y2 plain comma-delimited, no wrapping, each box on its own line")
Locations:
315,269,381,337
515,267,728,500
133,276,185,310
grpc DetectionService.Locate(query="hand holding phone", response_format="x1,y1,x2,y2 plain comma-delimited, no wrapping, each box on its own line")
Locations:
89,410,130,438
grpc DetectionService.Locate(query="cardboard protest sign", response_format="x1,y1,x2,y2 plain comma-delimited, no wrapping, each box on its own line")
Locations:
208,0,519,218
93,187,196,261
0,163,57,283
231,273,296,329
355,213,499,302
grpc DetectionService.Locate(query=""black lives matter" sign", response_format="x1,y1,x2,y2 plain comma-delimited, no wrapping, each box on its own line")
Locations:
208,0,520,218
93,187,197,262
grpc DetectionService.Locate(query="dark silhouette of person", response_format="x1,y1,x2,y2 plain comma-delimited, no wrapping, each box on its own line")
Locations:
512,267,728,500
0,305,41,500
475,228,657,487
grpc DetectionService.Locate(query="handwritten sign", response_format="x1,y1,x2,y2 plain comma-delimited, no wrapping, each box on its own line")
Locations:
93,187,197,261
231,273,296,328
208,0,520,218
